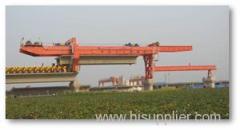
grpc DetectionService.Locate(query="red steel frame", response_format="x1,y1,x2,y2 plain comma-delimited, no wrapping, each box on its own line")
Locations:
143,55,154,79
153,65,216,78
153,65,216,72
20,38,192,57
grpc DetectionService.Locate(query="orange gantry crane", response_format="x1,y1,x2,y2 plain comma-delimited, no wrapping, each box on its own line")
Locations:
20,37,192,72
98,76,123,87
153,65,216,88
12,37,216,90
153,65,216,79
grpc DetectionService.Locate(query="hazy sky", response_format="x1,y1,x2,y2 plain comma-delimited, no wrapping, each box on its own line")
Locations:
6,6,229,87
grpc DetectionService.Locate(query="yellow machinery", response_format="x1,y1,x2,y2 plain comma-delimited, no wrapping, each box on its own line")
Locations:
6,65,67,74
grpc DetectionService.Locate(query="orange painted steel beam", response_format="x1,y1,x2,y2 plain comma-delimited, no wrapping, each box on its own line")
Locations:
20,45,192,56
153,65,216,72
20,38,192,57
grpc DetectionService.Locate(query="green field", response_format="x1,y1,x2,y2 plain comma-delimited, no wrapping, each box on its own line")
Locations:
6,88,229,119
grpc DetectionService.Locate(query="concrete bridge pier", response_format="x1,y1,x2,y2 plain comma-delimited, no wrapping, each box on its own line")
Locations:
69,80,81,92
202,70,215,88
144,79,153,91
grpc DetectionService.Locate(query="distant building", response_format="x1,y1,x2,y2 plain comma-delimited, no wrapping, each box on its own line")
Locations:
192,81,229,88
7,86,70,96
90,86,142,92
154,81,229,89
6,85,91,97
78,85,90,92
215,81,229,88
153,82,192,89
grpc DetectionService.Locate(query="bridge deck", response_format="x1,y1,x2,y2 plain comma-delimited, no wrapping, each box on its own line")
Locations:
57,56,138,65
6,72,78,84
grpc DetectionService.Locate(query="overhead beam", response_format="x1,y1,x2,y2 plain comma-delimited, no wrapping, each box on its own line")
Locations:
153,65,216,72
20,37,192,57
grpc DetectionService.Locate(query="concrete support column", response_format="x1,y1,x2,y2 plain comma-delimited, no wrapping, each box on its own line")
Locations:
203,70,215,88
209,82,215,88
69,80,80,92
144,79,153,90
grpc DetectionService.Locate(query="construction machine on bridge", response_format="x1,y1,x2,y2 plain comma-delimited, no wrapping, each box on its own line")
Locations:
6,37,216,91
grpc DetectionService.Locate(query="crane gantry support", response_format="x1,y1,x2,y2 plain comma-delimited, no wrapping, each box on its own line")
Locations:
5,37,216,90
153,65,216,88
20,37,192,73
153,64,216,79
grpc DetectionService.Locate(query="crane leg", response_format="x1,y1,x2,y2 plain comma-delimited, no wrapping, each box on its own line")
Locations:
70,37,80,72
143,55,154,90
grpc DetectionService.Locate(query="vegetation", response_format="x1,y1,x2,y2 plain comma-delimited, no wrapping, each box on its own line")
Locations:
6,88,229,119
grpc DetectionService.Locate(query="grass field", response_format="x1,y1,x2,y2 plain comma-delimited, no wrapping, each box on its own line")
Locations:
6,88,229,119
